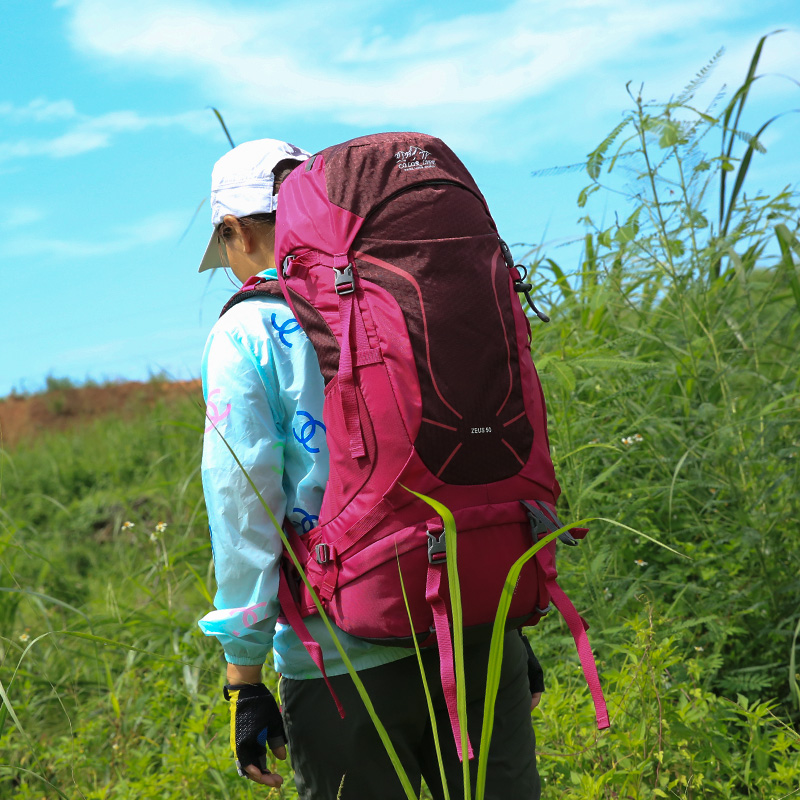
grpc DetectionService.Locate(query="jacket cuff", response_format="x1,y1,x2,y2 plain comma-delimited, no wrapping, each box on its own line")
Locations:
224,653,270,667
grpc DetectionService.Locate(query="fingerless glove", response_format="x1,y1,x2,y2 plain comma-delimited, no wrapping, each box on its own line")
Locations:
224,683,287,777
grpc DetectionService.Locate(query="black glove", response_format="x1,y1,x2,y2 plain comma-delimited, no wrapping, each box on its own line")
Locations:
223,683,287,778
518,630,544,695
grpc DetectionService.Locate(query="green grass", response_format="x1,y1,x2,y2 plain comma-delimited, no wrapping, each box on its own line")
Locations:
2,36,800,799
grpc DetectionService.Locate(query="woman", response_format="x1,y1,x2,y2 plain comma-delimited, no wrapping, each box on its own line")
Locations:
196,138,543,799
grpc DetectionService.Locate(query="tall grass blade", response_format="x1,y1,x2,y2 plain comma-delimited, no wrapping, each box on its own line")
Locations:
474,520,589,800
0,674,30,747
177,197,207,246
790,616,800,712
722,111,800,237
776,224,800,313
210,107,236,149
396,549,451,800
0,587,90,622
719,33,769,228
597,518,688,558
402,486,471,798
668,450,691,532
211,425,417,799
0,767,72,800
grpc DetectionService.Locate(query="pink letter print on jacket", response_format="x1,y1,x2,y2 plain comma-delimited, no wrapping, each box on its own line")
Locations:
205,388,232,433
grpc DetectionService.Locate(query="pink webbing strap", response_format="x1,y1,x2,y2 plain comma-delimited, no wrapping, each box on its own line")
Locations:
331,497,393,555
282,519,310,563
425,562,474,762
337,288,366,459
536,543,610,729
277,569,345,719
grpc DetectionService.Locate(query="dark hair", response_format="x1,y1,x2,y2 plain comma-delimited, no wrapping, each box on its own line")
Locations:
218,158,302,242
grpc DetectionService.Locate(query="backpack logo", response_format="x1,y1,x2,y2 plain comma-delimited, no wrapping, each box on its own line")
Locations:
395,145,436,172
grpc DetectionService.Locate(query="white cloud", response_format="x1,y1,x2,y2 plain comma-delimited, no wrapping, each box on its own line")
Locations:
0,98,78,122
59,0,760,127
0,206,45,229
5,212,185,259
0,106,212,162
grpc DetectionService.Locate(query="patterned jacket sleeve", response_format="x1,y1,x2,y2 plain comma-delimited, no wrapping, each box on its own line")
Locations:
196,294,327,666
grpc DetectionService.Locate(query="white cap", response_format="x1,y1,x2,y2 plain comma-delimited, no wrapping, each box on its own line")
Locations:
198,138,311,272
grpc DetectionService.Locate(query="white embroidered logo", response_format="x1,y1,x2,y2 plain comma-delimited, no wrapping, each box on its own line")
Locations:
395,145,436,172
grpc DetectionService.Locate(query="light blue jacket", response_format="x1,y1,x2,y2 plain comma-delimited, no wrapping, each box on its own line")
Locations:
197,268,412,678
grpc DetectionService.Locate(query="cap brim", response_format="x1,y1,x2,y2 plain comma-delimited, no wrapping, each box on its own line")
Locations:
198,230,223,273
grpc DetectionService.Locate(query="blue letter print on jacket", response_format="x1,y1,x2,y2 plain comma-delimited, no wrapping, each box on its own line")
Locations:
293,410,326,454
271,313,301,348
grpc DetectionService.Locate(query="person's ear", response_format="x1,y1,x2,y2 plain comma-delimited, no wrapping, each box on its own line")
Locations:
222,215,257,253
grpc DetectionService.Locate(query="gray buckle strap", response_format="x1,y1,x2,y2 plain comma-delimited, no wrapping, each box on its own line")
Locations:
426,520,447,564
521,500,578,546
334,264,355,295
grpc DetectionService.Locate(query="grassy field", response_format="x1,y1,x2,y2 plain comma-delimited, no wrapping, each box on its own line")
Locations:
2,41,799,799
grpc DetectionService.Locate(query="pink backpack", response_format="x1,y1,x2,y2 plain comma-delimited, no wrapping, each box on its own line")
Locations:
265,132,608,753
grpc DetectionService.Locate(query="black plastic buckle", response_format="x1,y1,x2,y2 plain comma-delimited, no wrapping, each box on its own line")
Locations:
315,543,331,564
334,264,355,295
536,604,553,616
427,531,447,564
498,237,515,270
521,501,578,546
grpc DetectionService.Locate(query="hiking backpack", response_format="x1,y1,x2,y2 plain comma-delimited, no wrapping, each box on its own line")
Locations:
225,132,608,754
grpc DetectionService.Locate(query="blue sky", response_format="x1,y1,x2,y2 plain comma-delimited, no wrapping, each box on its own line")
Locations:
2,0,798,396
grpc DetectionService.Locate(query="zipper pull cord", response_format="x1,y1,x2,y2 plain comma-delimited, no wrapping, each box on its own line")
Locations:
498,239,551,323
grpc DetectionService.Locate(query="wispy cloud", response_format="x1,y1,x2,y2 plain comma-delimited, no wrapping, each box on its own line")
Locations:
6,212,185,259
0,206,45,229
51,0,800,159
0,98,79,122
0,101,213,162
59,0,764,118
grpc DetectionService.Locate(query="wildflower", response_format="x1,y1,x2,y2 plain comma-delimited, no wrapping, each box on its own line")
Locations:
632,433,643,442
122,521,135,530
156,521,167,532
603,587,612,600
634,559,648,567
695,646,704,652
112,743,119,751
19,632,30,643
590,438,600,444
709,488,717,495
621,437,632,446
149,532,159,543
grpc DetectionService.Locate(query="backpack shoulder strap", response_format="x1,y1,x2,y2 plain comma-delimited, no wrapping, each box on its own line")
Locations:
219,276,286,318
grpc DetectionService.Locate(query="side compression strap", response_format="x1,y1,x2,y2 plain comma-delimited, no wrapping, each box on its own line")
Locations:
536,541,610,729
276,569,345,719
336,286,366,458
425,561,474,762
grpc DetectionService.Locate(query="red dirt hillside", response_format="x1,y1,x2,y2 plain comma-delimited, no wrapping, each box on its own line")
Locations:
0,380,203,450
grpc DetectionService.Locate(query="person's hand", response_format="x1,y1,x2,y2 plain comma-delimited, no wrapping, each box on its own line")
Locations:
530,691,543,711
224,682,287,786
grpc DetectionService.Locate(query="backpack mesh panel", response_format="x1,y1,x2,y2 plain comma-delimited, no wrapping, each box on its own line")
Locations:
354,185,534,485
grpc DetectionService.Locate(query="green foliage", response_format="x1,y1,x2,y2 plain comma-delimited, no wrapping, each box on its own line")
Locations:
44,375,77,393
1,36,799,799
523,33,800,732
532,607,800,798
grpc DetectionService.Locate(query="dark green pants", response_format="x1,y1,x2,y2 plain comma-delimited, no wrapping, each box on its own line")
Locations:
281,631,541,800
